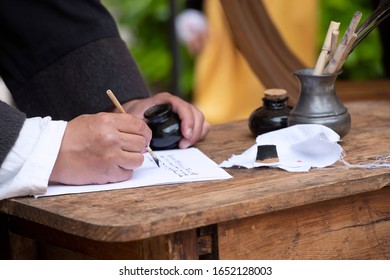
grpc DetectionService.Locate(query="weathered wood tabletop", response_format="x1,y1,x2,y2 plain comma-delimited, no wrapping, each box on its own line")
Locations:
0,100,389,246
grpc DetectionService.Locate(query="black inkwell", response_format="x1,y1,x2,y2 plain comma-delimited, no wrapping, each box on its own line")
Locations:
144,103,183,150
248,88,291,137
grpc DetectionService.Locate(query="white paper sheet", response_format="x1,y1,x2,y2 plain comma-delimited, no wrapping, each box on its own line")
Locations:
36,148,232,198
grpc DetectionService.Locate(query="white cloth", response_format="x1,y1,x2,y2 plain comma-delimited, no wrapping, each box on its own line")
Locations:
0,117,67,200
220,124,342,172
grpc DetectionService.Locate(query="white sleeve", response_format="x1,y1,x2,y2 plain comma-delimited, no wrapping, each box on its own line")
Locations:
0,117,67,200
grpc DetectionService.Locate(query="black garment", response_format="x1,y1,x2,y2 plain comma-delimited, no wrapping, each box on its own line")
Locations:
0,101,25,165
0,0,150,165
11,37,149,120
0,0,150,119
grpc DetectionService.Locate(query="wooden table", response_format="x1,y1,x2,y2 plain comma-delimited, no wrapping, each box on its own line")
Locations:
1,100,389,260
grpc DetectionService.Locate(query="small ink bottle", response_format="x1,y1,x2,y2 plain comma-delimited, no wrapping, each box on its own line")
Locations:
248,88,291,136
144,103,183,150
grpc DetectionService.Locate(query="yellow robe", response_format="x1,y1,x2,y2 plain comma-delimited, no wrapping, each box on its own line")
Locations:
193,0,317,124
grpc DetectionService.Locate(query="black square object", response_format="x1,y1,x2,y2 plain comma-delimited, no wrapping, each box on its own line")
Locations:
256,145,279,163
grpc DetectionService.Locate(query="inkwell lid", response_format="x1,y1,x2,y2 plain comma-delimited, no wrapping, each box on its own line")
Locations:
144,103,172,123
264,88,288,101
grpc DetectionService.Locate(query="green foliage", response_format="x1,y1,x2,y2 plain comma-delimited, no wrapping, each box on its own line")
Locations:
318,0,385,79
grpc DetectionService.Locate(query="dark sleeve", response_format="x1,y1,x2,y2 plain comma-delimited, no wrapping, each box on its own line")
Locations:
0,101,26,166
0,0,150,121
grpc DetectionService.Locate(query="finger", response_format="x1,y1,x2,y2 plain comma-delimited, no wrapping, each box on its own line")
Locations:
179,107,207,148
116,151,145,171
77,160,135,185
119,132,148,151
110,113,152,144
167,98,196,139
201,121,211,140
99,167,134,184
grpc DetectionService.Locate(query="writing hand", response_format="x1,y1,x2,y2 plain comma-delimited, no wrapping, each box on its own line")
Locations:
49,112,152,185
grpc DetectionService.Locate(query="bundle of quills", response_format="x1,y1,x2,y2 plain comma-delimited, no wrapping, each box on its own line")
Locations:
314,0,390,75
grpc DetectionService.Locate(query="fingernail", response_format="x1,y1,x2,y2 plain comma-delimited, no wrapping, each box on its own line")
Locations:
185,128,193,138
180,139,192,149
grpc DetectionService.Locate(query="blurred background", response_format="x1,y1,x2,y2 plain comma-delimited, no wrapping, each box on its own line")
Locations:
1,0,386,122
102,0,386,100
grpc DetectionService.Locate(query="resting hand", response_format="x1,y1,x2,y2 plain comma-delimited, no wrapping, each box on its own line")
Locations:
49,112,152,185
120,92,210,148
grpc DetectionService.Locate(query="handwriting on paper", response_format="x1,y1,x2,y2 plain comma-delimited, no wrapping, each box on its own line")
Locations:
147,154,199,177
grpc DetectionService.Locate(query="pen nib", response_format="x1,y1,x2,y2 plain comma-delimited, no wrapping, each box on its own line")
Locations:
147,146,160,168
